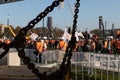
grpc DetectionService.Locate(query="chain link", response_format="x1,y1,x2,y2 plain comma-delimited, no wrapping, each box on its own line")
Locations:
59,0,80,79
0,0,80,80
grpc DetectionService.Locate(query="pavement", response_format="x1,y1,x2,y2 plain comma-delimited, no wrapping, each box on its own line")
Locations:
0,64,58,80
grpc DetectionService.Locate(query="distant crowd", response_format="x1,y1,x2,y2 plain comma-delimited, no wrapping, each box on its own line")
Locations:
0,35,120,55
0,33,120,63
23,34,120,55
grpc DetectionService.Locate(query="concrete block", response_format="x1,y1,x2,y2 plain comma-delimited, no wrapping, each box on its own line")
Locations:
7,52,21,66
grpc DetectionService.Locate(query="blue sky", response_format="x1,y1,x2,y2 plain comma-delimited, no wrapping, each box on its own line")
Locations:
0,0,120,31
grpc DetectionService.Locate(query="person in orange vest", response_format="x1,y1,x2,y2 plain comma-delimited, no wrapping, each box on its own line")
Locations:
42,37,48,52
4,39,11,44
35,38,44,63
102,39,108,53
72,42,79,51
91,39,96,52
113,39,120,54
116,40,120,51
57,37,67,51
48,37,55,48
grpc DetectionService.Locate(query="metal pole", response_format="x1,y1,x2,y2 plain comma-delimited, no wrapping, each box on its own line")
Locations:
112,23,115,39
82,63,84,80
105,21,107,30
93,54,96,80
75,52,77,80
100,55,103,80
117,56,120,80
7,14,9,26
107,55,108,80
102,24,105,38
112,56,115,80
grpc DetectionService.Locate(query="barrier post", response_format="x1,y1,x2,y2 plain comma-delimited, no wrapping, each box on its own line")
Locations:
7,52,20,66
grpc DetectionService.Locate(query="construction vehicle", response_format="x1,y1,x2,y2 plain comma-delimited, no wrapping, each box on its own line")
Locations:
3,25,30,39
4,25,16,37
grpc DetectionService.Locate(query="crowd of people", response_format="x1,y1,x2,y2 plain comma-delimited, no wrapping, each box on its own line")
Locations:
0,35,120,54
0,33,120,63
24,35,120,54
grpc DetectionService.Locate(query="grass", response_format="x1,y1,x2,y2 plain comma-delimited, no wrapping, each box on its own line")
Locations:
71,65,120,80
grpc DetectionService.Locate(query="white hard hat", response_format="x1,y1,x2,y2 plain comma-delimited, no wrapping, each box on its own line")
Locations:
43,36,47,40
59,37,64,40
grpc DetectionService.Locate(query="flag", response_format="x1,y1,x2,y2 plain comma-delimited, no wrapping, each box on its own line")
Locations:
75,31,79,41
30,32,38,41
62,28,71,42
77,31,84,39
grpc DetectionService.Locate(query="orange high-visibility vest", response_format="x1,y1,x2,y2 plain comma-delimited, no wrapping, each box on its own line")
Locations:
116,41,120,49
73,43,79,51
4,40,11,44
36,41,44,53
92,42,96,50
58,40,67,50
103,41,107,48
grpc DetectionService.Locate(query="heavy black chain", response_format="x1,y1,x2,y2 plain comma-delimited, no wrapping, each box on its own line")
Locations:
0,0,80,80
60,0,80,79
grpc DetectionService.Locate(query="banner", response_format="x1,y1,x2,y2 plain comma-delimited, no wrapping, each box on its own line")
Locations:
30,33,38,41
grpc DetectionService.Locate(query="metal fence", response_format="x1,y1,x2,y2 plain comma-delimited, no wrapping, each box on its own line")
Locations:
42,50,120,80
1,49,120,80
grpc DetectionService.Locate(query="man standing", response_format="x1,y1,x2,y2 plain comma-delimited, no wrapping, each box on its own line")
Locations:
57,37,67,51
36,38,44,63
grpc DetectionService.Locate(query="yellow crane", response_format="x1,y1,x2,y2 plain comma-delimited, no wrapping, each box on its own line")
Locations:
4,25,16,37
3,25,30,39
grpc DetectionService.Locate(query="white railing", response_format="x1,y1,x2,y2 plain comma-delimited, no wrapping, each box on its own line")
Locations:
41,50,120,80
42,51,120,71
1,49,120,80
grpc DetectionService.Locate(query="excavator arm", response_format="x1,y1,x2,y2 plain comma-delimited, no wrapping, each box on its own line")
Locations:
4,25,16,37
4,25,30,39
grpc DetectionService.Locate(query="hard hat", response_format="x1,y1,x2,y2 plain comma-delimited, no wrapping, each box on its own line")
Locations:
43,36,47,40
